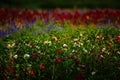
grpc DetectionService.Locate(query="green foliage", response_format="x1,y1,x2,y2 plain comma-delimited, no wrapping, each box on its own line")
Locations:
0,23,120,80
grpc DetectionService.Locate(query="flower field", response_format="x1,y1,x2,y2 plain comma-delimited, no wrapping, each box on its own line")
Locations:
0,8,120,80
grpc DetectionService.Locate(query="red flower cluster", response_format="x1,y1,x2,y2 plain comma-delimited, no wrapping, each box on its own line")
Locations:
0,8,120,27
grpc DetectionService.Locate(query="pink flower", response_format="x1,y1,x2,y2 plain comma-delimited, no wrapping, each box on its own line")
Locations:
81,64,87,69
11,60,15,65
56,59,62,63
74,38,78,42
117,35,120,41
107,45,111,49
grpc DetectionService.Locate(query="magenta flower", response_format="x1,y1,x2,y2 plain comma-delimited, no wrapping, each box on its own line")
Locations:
81,64,87,69
117,35,120,41
56,58,62,63
107,45,111,49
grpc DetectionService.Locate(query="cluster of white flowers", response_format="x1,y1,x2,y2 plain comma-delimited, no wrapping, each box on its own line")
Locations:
7,41,15,48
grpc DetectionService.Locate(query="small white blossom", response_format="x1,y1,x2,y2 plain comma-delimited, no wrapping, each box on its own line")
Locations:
96,35,100,39
117,51,120,54
80,43,83,46
13,55,18,59
24,54,30,59
36,46,40,49
102,48,106,52
63,44,68,48
100,54,104,58
73,38,78,42
83,48,88,53
80,33,83,37
91,71,96,75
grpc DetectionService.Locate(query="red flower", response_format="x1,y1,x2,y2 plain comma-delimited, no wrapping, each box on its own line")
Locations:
117,35,120,41
29,70,35,76
57,49,62,53
40,64,45,69
76,72,84,80
6,67,14,73
56,58,62,63
11,60,15,65
107,45,111,49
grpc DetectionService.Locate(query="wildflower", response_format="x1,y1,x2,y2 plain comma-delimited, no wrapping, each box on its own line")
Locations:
11,60,15,65
24,54,30,59
7,42,15,48
80,42,83,46
107,45,111,49
117,35,120,41
80,33,83,37
81,64,87,69
117,51,120,54
72,50,78,53
91,71,96,75
13,54,18,59
96,35,100,39
40,64,45,69
74,38,78,42
56,58,62,63
57,49,62,53
36,46,40,49
102,48,106,52
63,44,68,48
28,70,35,76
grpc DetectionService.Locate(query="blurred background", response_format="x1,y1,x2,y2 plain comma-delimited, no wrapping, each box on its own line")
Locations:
0,0,120,9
